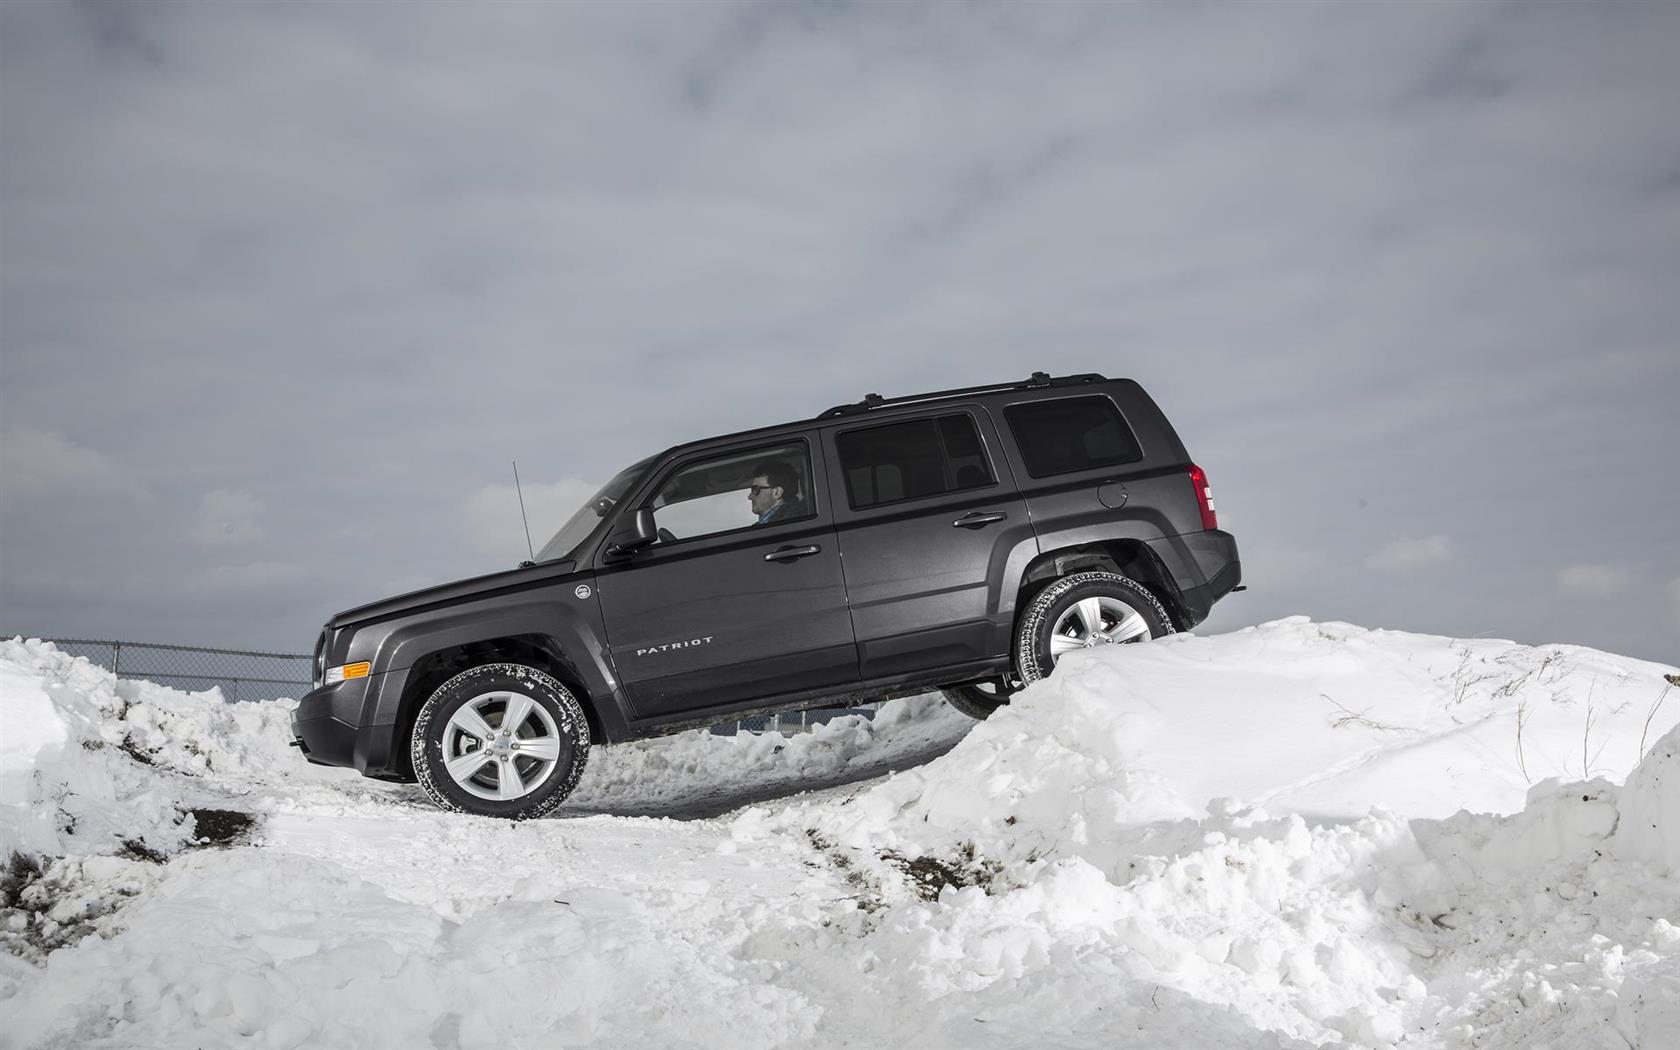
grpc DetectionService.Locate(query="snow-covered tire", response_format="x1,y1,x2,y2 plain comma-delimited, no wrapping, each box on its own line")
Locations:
410,663,589,820
1014,571,1174,684
941,678,1019,720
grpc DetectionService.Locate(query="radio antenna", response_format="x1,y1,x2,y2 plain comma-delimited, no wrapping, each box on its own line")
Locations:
512,460,535,564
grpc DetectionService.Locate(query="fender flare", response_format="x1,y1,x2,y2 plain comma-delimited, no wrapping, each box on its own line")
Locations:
349,598,631,776
1007,522,1191,630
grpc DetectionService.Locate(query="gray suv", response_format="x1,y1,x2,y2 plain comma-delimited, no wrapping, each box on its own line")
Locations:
291,372,1242,818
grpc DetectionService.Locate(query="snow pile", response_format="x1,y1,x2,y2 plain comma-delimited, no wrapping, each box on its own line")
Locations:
778,618,1679,883
568,695,971,815
2,621,1676,1048
0,639,303,859
730,619,1680,1047
1410,767,1680,1048
2,851,822,1050
1617,712,1680,873
752,803,1442,1046
0,853,167,964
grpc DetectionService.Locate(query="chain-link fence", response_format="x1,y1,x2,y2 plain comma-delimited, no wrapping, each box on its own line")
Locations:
29,636,878,734
40,638,313,703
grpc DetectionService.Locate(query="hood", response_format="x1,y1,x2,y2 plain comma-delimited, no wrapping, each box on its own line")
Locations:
329,559,580,628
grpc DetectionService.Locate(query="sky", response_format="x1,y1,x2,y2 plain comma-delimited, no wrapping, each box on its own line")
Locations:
1,0,1677,664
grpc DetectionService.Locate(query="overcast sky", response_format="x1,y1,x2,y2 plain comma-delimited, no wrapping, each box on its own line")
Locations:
2,1,1677,666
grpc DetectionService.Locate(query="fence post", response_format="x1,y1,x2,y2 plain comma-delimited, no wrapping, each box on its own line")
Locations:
231,678,239,703
112,641,122,678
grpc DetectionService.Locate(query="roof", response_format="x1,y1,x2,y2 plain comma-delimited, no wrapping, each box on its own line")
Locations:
661,371,1117,460
815,371,1109,419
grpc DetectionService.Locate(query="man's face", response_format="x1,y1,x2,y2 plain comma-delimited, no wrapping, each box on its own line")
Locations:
748,475,781,516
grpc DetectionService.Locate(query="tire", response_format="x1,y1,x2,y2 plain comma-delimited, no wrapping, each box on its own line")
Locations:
411,663,590,820
1014,571,1174,684
941,677,1020,720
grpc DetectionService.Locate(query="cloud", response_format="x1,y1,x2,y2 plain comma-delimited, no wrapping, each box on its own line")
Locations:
1367,536,1453,573
2,2,1678,665
1238,542,1324,591
0,427,143,498
185,561,308,595
1668,578,1680,630
190,489,265,544
1556,564,1630,596
463,478,603,561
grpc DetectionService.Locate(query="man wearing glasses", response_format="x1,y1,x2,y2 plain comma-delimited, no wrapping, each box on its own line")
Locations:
747,460,804,525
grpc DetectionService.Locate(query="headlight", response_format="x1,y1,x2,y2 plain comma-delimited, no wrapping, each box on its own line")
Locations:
324,662,371,685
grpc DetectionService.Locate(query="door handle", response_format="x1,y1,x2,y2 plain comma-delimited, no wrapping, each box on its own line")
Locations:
764,544,822,562
952,511,1007,529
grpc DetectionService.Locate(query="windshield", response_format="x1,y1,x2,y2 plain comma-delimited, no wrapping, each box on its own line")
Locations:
533,455,657,563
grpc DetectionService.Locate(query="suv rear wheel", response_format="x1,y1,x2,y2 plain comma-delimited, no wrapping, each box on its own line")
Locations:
942,571,1174,720
1017,570,1173,684
411,663,589,819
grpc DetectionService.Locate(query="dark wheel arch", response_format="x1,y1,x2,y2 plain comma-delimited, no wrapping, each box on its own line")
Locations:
1014,540,1190,632
1014,570,1175,684
390,634,606,780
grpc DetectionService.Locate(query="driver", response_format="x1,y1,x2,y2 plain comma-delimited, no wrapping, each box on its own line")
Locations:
748,460,804,525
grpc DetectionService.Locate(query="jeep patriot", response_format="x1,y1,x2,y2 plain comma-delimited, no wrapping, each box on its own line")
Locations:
291,372,1243,818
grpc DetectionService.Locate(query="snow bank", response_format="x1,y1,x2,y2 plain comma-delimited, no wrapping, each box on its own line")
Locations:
0,639,304,859
777,618,1679,882
0,639,971,1048
3,622,1676,1049
1413,777,1680,1049
567,694,971,814
731,618,1680,1047
0,638,972,848
1617,720,1680,873
2,851,822,1050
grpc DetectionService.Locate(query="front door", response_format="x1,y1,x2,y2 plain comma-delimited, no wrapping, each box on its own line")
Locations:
594,437,858,720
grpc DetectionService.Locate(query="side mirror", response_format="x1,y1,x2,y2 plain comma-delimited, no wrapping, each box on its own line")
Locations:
606,507,657,557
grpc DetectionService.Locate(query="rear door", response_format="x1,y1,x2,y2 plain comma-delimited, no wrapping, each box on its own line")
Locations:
822,408,1036,679
594,436,858,720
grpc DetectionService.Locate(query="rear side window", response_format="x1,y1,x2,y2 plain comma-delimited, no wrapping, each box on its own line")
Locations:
1004,395,1143,477
836,414,994,510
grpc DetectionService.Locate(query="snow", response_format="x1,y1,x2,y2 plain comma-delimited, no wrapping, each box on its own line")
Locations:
1616,708,1680,872
2,620,1677,1048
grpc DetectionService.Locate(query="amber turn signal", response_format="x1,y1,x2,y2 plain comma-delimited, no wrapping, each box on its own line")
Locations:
324,661,371,684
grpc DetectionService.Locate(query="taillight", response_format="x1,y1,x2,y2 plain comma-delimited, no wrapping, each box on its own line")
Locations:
1188,464,1218,530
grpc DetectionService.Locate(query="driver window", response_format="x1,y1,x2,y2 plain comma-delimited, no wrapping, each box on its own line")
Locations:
649,442,813,543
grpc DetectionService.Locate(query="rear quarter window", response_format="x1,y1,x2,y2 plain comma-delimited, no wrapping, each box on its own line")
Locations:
1004,395,1143,477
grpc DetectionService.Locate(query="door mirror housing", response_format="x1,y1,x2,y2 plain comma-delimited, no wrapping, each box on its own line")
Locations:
606,507,658,557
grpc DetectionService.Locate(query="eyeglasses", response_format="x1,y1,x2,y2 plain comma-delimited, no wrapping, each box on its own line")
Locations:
747,484,773,495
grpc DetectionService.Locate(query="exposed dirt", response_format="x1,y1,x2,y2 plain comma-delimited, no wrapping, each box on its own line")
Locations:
187,808,257,847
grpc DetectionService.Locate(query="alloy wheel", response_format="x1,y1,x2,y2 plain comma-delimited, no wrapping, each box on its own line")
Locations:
440,690,565,802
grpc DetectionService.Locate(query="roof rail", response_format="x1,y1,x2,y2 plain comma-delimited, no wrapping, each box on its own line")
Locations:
816,372,1107,419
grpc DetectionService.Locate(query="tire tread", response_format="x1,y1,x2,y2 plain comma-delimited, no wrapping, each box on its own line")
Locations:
1013,571,1174,683
410,662,589,820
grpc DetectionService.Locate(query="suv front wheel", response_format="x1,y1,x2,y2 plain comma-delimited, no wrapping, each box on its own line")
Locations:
411,663,590,819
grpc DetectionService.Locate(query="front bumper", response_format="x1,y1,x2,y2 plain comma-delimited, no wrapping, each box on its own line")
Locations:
290,676,371,769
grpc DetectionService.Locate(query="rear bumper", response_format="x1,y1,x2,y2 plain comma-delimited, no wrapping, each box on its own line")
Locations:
1146,529,1242,628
